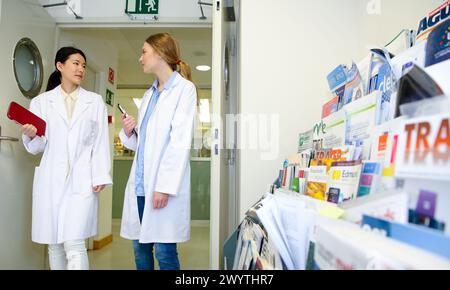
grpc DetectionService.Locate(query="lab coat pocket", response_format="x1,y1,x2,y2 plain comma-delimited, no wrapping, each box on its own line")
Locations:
32,166,41,197
82,120,98,147
73,164,93,195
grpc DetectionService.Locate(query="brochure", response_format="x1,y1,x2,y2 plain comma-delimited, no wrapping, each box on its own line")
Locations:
341,62,364,107
396,64,444,118
357,161,382,197
395,113,450,181
314,223,450,270
306,166,328,201
425,18,450,67
310,145,355,172
344,91,380,160
369,117,405,191
327,64,347,92
322,96,339,119
341,191,409,225
367,49,398,124
298,129,313,153
327,63,364,109
362,215,450,260
326,161,362,203
416,0,450,43
313,110,347,150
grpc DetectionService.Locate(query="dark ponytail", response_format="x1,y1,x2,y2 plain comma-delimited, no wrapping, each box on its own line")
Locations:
46,70,62,91
45,46,87,92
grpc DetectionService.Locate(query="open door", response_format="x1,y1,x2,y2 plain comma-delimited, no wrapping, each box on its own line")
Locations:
210,0,227,270
210,0,239,270
0,0,56,269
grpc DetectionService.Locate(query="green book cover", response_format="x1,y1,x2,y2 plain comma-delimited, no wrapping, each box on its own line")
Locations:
291,178,300,192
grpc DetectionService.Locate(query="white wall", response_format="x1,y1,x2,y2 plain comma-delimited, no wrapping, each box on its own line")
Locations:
238,0,363,219
0,0,56,269
237,0,444,219
58,29,119,242
358,0,444,54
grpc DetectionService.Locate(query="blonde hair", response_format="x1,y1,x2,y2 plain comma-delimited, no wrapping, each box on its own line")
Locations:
146,33,193,82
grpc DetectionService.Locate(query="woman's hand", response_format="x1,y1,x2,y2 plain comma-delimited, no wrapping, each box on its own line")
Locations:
153,192,169,209
121,113,136,138
21,124,37,139
93,184,106,193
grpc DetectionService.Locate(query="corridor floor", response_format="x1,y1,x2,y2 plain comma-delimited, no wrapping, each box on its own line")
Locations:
88,219,210,270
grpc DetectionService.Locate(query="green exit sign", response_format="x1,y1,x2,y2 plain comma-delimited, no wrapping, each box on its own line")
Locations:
126,0,159,15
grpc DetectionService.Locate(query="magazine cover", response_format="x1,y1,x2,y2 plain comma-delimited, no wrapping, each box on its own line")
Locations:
395,113,450,181
322,96,339,119
314,223,450,270
362,215,450,260
369,117,405,191
416,1,450,43
306,166,328,201
341,191,409,225
425,18,450,67
313,110,347,150
327,64,347,92
326,161,362,203
310,145,355,172
341,62,364,107
298,129,313,153
367,48,398,125
357,161,382,197
327,63,364,109
344,91,381,160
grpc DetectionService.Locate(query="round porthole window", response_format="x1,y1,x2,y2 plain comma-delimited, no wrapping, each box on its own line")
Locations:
13,38,44,98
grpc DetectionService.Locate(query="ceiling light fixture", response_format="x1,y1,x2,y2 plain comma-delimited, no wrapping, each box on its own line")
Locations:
196,65,211,72
42,0,83,20
198,1,212,20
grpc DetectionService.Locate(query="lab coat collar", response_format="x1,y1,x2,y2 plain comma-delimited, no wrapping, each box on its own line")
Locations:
151,71,179,92
138,72,182,127
60,86,80,101
71,87,94,128
48,85,93,128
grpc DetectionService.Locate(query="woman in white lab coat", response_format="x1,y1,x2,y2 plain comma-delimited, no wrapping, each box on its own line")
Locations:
21,47,112,270
119,33,197,270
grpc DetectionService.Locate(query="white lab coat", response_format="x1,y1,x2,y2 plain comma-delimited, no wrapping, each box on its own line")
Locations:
119,73,197,243
22,86,112,244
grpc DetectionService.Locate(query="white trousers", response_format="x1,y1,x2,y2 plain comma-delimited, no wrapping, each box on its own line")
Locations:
48,240,89,270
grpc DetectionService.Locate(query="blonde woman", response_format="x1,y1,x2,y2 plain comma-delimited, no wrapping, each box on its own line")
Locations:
119,33,197,270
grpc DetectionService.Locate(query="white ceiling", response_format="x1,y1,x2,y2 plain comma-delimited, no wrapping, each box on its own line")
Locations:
62,27,212,88
37,0,213,21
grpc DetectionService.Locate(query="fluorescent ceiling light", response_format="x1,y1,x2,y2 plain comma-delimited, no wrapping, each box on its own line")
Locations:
199,99,210,123
196,65,211,72
133,98,142,109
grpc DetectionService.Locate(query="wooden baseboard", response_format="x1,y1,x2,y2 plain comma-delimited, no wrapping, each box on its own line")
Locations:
93,234,113,250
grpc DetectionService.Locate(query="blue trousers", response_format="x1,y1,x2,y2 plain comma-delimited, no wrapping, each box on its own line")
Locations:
133,196,180,270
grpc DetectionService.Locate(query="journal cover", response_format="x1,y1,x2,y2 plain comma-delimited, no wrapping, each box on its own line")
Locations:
425,18,450,67
7,101,46,137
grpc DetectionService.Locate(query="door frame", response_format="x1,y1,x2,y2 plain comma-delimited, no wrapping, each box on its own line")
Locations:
53,20,220,267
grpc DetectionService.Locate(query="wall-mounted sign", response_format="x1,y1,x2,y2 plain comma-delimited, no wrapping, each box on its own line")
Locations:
125,0,159,15
108,67,115,85
105,89,114,107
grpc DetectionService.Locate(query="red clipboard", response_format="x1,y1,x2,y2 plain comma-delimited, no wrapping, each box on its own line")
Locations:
7,101,46,137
